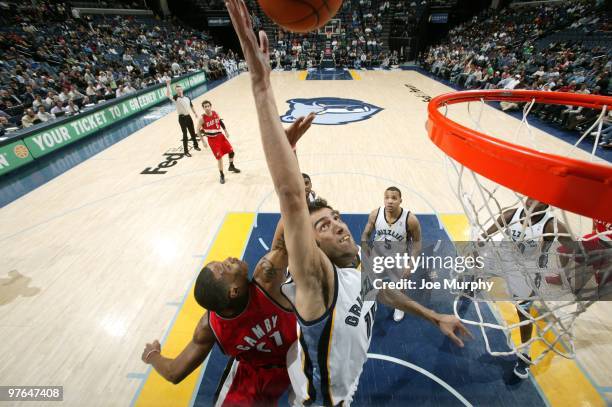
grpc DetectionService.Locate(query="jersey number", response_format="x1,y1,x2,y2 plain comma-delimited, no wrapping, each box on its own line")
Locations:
364,306,375,340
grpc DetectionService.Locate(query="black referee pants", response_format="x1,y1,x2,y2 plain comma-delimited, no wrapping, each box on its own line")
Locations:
178,114,199,153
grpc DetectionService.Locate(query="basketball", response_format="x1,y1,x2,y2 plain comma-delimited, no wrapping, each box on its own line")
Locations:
257,0,343,33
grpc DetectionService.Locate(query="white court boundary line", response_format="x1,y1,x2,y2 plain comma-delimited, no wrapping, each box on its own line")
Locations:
367,353,473,407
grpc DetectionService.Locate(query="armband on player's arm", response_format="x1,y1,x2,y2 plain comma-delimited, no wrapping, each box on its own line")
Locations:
219,119,226,130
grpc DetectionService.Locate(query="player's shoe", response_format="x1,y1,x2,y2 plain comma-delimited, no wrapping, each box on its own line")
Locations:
513,354,531,379
194,146,201,151
220,173,225,184
185,152,192,157
228,164,241,173
393,309,404,322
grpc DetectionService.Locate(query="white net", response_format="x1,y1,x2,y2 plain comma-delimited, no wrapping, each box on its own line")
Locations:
435,92,612,366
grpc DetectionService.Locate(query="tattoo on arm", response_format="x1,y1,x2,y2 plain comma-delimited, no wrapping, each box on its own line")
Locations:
260,258,281,280
272,236,286,252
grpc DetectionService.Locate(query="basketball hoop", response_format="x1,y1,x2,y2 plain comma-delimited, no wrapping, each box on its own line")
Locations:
427,90,612,223
426,89,612,365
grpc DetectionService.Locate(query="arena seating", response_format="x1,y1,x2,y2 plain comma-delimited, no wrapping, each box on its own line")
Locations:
0,1,236,133
420,0,610,141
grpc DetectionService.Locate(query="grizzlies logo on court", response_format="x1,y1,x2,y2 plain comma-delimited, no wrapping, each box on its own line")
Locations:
280,97,383,126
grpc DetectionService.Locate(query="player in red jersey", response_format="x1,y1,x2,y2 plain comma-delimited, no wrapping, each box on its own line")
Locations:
548,218,611,286
198,100,240,184
141,114,315,406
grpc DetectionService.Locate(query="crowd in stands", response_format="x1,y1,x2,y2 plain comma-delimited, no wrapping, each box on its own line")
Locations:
421,0,611,146
390,0,427,39
267,0,399,70
0,1,240,135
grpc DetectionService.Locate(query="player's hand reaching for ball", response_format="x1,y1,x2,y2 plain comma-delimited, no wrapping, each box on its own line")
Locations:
142,340,161,364
226,0,271,91
435,314,473,348
285,112,316,148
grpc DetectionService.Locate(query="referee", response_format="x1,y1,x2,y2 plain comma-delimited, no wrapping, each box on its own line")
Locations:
166,79,200,157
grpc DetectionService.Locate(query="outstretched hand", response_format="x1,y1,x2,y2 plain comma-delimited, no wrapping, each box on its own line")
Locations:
285,112,316,148
436,314,473,348
226,0,271,90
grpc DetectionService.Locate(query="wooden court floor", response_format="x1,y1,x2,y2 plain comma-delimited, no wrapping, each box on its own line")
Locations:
0,71,610,406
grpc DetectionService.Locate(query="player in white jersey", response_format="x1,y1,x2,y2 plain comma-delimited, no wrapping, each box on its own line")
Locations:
226,3,471,405
361,186,422,321
280,198,469,406
483,197,570,379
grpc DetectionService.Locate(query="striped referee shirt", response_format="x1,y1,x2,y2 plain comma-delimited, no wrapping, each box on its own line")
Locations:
174,96,193,116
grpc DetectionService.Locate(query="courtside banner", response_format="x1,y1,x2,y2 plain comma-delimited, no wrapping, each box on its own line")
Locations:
0,140,34,176
18,71,207,160
0,72,206,175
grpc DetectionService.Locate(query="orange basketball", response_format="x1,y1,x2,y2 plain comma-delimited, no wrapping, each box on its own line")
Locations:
257,0,343,33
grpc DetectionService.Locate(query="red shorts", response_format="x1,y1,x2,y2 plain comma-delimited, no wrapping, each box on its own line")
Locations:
207,134,234,160
214,359,289,407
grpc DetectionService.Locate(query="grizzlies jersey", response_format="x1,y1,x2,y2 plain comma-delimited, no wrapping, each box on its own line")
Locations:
374,207,409,242
504,207,554,300
282,263,377,406
506,207,554,257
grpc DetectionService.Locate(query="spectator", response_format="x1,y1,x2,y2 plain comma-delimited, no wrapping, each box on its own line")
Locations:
44,91,56,109
0,116,9,137
68,85,85,100
171,61,181,75
64,100,80,116
124,82,136,94
50,100,65,116
37,106,55,122
21,108,40,128
58,89,70,102
32,95,44,111
116,84,126,98
86,83,97,97
21,85,36,106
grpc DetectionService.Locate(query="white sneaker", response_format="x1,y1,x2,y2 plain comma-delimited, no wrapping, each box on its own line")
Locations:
393,309,405,322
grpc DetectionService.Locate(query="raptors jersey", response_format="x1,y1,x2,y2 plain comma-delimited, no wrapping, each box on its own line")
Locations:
374,207,409,242
282,262,377,406
593,219,612,241
201,111,223,136
209,282,297,368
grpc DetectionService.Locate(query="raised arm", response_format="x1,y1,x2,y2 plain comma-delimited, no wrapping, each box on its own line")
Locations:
227,0,331,320
254,115,317,291
165,79,174,102
254,219,288,288
142,315,215,384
